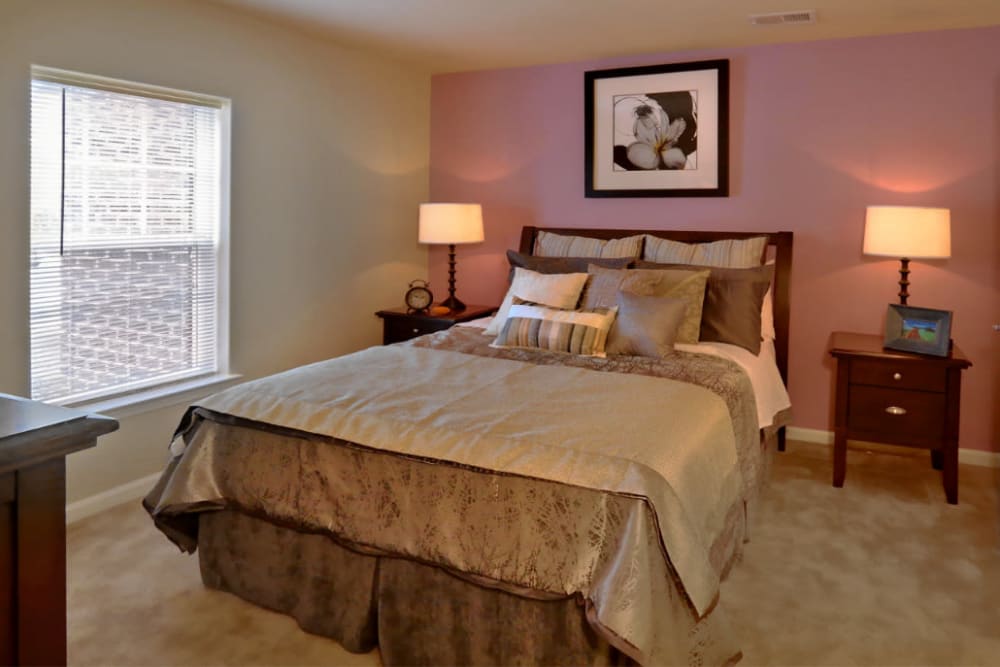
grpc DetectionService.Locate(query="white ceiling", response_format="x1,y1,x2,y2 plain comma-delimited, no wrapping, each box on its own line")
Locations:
216,0,1000,72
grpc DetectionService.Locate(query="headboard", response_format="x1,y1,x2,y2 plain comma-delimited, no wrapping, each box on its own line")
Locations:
518,227,794,387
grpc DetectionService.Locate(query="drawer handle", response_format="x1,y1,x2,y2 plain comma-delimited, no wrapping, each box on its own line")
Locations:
885,406,907,416
412,328,420,334
893,372,902,381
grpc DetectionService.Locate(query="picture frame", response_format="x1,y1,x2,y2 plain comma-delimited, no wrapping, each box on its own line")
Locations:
883,304,953,357
584,59,729,198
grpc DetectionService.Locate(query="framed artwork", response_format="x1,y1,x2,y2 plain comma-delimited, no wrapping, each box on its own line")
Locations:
584,59,729,198
883,304,953,357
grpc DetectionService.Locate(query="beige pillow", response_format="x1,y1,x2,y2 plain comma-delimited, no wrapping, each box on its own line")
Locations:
485,267,589,336
583,265,709,344
606,292,686,358
534,231,643,258
643,235,767,268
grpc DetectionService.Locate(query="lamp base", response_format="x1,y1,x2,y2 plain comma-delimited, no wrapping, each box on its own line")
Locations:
897,257,910,305
440,295,466,312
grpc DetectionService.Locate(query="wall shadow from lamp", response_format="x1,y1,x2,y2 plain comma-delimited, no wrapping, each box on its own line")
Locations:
418,203,485,312
862,205,951,306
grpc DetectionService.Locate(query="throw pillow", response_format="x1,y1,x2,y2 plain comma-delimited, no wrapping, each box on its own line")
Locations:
606,292,686,358
534,231,643,258
484,267,589,336
643,235,767,268
492,299,617,357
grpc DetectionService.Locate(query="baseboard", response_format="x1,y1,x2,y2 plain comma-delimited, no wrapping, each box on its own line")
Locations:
66,472,161,525
785,427,1000,468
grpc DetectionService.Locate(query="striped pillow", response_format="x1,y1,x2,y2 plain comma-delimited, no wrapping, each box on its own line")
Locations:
492,299,618,357
534,231,643,259
643,235,767,268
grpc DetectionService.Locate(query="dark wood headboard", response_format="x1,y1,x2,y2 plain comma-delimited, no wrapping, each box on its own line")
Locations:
518,227,794,386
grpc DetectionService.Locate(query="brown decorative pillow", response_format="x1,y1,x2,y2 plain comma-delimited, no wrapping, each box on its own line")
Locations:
606,292,686,358
583,265,709,344
636,261,774,354
505,250,632,283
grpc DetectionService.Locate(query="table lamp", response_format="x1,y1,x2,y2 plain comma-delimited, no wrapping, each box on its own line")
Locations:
418,203,485,312
862,206,951,305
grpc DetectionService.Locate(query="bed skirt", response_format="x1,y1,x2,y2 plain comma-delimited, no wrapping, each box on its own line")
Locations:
198,509,634,666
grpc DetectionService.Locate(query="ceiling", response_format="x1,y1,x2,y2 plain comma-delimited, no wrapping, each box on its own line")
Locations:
215,0,1000,72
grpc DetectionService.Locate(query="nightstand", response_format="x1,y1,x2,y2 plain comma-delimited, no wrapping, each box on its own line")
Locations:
829,331,971,504
375,305,497,344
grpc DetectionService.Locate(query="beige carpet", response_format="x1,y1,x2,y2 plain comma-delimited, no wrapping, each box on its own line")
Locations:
68,441,1000,666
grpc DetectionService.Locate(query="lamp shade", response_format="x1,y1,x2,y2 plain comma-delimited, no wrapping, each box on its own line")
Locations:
863,206,951,259
418,203,485,245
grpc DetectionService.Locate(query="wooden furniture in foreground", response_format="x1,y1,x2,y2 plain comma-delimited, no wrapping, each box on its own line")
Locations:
0,393,118,666
376,305,497,344
829,332,970,504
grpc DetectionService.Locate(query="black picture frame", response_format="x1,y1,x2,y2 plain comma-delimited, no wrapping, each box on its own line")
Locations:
584,59,729,198
883,304,953,357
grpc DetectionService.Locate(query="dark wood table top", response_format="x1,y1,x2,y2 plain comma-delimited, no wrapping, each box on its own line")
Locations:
0,393,118,474
828,331,970,367
376,304,497,324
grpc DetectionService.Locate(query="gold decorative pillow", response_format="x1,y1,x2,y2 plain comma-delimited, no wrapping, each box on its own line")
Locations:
583,265,709,344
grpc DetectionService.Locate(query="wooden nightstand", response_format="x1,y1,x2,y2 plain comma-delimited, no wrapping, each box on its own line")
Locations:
829,331,971,504
375,305,497,344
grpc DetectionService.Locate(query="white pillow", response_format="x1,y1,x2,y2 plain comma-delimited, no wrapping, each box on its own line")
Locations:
484,267,589,336
643,235,767,268
762,285,776,341
534,231,643,258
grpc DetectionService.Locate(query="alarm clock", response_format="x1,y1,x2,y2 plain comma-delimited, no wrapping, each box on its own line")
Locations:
404,280,433,313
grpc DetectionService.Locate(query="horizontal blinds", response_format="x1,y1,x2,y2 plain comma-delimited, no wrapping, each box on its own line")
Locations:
30,78,222,404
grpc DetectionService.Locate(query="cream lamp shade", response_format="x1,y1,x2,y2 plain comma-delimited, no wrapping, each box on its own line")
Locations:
417,203,484,312
863,206,951,259
863,205,950,305
418,203,485,245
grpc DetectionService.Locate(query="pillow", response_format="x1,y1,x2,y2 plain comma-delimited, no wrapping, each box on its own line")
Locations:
605,292,686,358
637,260,774,354
484,267,589,336
643,235,768,268
761,288,776,341
761,260,777,341
492,299,617,357
505,250,632,282
534,231,643,258
583,265,709,344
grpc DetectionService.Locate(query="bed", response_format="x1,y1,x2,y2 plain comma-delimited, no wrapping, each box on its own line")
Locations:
144,226,793,666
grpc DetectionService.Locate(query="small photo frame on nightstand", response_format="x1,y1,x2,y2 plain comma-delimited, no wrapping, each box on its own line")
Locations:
883,304,952,357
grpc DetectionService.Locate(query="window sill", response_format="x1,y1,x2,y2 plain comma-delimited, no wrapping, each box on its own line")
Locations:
69,373,243,420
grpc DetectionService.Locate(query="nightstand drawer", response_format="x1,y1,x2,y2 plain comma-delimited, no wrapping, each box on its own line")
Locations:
847,385,946,441
384,318,449,343
849,357,947,392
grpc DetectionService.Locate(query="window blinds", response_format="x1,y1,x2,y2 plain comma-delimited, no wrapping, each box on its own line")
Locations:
30,76,223,405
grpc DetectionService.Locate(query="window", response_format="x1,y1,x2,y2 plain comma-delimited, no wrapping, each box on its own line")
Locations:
30,67,230,405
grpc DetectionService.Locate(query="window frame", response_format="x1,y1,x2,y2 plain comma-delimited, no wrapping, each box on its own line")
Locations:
29,65,233,413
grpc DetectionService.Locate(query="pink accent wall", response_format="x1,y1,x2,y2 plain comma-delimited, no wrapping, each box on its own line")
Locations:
429,27,999,453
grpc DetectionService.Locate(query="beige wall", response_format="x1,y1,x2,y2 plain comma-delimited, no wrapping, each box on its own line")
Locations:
0,0,431,502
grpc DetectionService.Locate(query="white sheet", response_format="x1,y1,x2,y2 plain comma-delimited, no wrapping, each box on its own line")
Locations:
463,316,790,429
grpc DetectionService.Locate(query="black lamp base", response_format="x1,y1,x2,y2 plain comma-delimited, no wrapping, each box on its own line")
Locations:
897,257,911,305
442,243,466,312
440,295,466,312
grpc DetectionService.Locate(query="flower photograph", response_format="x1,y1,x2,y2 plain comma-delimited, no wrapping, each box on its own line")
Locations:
613,91,697,171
